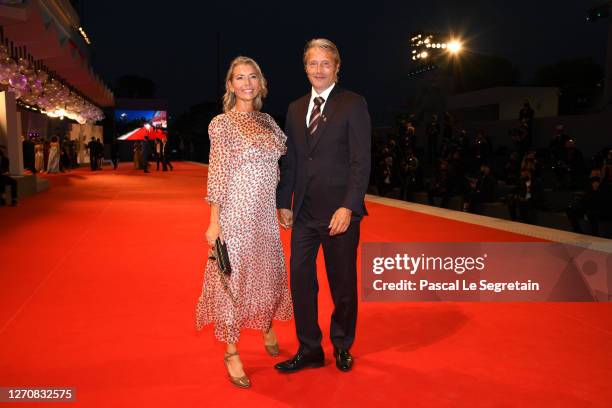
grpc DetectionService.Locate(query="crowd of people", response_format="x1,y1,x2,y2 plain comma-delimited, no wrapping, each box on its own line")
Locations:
23,134,173,174
132,136,173,173
22,135,81,174
373,102,612,237
3,135,82,206
1,133,177,206
85,138,105,171
22,131,178,175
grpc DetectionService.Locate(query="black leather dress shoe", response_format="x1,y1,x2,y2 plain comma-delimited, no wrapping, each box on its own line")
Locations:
274,351,324,373
333,348,353,372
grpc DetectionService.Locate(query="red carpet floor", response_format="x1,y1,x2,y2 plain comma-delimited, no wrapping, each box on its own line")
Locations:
0,162,610,407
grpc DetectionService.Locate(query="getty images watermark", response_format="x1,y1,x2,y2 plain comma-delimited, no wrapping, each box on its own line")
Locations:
361,243,612,302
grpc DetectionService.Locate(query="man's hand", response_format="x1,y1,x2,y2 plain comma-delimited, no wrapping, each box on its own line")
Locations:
279,209,293,229
328,207,352,236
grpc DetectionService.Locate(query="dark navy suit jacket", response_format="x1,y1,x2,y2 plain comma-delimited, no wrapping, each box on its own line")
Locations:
277,86,371,222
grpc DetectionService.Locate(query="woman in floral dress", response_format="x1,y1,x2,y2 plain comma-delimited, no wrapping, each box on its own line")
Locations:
196,56,293,388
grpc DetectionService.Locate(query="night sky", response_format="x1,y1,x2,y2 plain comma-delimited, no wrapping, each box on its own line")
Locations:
82,1,609,125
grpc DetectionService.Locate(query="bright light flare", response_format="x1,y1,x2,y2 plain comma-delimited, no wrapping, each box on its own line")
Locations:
447,40,462,54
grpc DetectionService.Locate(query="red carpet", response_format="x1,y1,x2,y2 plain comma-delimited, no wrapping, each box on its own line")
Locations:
0,162,610,407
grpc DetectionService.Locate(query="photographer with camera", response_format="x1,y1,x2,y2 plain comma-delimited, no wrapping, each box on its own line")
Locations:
507,167,542,224
549,124,570,163
552,138,586,190
519,100,534,136
521,150,541,180
400,122,416,153
601,148,612,184
503,151,521,185
376,154,399,197
462,163,497,214
566,168,612,236
399,148,422,201
428,159,455,208
426,114,440,163
471,129,492,172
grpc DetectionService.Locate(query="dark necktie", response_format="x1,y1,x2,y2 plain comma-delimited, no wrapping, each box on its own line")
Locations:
308,96,325,135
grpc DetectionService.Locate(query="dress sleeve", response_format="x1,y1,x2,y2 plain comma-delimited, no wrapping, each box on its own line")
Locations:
267,114,287,155
205,115,231,206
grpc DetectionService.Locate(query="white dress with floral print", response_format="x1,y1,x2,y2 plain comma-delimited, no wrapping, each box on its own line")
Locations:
196,111,293,343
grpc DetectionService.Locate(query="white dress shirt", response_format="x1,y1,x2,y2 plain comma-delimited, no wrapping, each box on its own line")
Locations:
306,83,336,126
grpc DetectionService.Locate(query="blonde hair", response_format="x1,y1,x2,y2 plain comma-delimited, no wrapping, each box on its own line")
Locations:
222,56,268,113
303,38,341,67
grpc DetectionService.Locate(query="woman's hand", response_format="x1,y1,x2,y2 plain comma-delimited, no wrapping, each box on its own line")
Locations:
206,222,223,246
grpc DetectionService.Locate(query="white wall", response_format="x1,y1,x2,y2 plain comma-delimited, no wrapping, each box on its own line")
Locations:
0,91,23,175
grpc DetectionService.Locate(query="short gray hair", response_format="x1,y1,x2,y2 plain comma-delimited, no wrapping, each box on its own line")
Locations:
303,38,341,67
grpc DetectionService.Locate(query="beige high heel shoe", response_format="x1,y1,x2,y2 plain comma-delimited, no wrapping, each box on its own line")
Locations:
224,351,250,388
263,328,279,357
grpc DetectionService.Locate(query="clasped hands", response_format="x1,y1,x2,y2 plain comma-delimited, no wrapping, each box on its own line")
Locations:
278,209,293,230
278,207,352,236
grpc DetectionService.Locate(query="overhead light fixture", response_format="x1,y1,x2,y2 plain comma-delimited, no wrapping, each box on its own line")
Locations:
447,40,462,53
78,26,92,45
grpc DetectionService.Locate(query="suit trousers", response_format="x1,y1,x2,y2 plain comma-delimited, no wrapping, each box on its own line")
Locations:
290,212,360,354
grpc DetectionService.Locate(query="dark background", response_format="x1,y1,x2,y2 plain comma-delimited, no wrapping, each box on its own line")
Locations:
80,1,609,126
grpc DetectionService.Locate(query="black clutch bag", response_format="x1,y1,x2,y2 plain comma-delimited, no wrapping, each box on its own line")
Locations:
212,237,231,276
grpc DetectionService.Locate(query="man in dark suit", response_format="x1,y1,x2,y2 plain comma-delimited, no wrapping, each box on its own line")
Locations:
110,140,119,170
162,138,173,171
86,138,97,171
95,138,103,170
155,138,163,171
275,38,371,373
142,136,151,173
0,146,17,206
22,136,35,174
